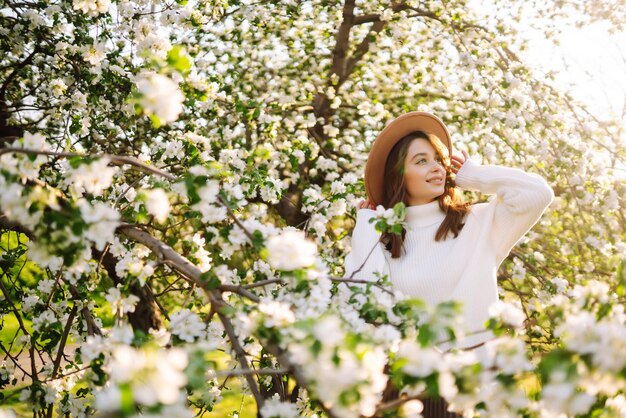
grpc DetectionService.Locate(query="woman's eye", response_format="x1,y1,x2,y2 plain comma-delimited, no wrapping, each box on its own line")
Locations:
416,159,426,164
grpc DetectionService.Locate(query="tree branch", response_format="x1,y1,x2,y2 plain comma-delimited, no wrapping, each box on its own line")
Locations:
375,393,424,415
243,278,282,289
341,21,386,86
264,345,339,418
0,48,38,101
219,284,261,302
116,224,265,407
215,368,290,377
215,309,265,408
331,0,356,81
0,147,176,181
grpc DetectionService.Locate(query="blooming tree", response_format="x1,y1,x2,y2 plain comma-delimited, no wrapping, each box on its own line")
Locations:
0,0,625,417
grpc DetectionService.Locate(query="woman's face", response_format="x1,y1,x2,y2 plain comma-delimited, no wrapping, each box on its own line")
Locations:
403,138,446,206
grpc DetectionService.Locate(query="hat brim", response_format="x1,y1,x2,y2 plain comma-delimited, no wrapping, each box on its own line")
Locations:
364,111,452,206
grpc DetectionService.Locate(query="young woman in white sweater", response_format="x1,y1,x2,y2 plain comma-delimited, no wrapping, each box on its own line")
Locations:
343,111,554,417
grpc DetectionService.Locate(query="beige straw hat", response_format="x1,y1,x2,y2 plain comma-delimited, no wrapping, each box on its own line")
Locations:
364,111,452,206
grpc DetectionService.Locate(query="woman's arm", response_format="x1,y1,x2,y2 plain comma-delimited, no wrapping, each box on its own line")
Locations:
343,208,386,281
452,154,554,264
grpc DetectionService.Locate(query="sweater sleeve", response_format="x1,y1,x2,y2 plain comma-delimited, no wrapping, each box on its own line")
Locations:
343,209,387,282
454,159,554,264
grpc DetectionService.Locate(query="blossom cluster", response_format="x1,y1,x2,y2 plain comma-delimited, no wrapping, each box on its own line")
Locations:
94,345,191,415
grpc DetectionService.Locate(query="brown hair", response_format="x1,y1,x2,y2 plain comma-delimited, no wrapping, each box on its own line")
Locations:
381,131,470,258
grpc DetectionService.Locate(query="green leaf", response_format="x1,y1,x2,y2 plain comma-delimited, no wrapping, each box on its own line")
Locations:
69,116,81,134
167,46,192,74
68,156,84,169
392,202,407,219
119,383,135,415
200,271,221,290
251,230,264,250
217,305,236,316
254,147,271,160
149,113,162,129
311,339,322,356
537,349,575,384
418,324,435,347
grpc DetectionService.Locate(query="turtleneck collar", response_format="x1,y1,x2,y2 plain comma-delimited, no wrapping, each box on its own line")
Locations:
405,200,446,227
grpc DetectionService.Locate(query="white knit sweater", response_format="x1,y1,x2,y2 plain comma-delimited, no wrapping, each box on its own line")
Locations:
344,159,554,349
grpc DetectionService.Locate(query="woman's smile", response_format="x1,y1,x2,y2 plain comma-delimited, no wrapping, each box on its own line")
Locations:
426,176,444,185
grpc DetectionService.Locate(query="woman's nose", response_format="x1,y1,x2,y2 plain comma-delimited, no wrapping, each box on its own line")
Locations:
430,161,444,171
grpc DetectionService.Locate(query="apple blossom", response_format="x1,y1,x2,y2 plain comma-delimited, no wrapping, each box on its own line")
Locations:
136,72,185,124
265,229,317,271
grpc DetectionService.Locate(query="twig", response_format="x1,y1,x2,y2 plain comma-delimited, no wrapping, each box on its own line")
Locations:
215,368,289,378
330,276,394,295
215,307,265,408
216,195,255,243
348,239,381,280
66,281,101,336
50,305,77,379
0,275,32,343
0,148,176,181
0,341,31,380
144,284,171,321
219,285,261,303
374,393,424,415
242,278,282,289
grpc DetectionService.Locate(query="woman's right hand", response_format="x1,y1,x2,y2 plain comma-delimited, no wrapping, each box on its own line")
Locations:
357,198,377,210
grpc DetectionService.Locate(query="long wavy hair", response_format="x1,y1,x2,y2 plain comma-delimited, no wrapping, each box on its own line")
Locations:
381,131,470,258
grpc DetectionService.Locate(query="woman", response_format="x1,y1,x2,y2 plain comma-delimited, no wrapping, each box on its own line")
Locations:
343,111,554,417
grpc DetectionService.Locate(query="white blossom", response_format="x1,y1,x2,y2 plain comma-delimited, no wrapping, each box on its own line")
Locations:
79,200,120,251
259,396,299,418
69,158,117,196
115,250,156,285
73,0,110,16
145,188,171,223
540,370,595,416
397,341,444,377
169,309,206,342
81,41,107,66
0,409,17,418
136,72,185,124
27,241,63,271
483,337,532,375
96,345,189,410
266,229,317,271
203,204,228,223
258,300,296,328
488,301,526,328
105,286,140,315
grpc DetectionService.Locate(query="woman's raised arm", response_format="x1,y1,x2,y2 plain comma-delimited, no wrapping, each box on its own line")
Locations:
453,157,554,264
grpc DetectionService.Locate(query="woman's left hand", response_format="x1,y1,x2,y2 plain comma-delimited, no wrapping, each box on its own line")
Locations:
450,150,469,174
